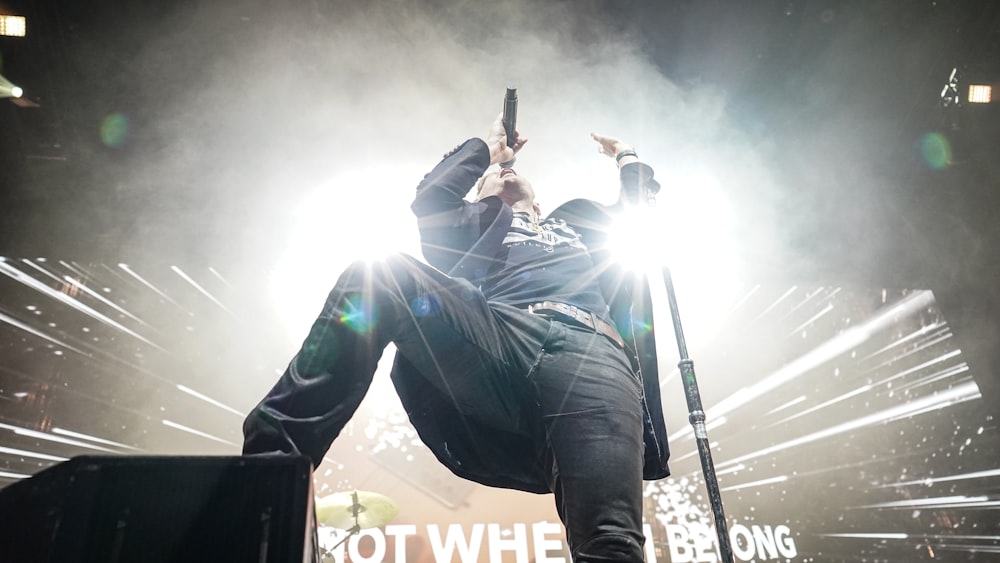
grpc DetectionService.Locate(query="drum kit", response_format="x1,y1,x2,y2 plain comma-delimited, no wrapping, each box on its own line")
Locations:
315,490,398,555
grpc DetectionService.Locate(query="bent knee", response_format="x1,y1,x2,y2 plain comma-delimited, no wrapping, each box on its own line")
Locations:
574,532,644,562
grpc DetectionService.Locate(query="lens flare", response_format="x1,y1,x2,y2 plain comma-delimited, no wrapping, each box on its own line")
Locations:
919,132,952,170
340,294,377,333
100,113,130,147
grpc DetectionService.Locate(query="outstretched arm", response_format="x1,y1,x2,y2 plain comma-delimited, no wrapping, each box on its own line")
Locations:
591,131,638,168
410,114,528,273
590,132,659,206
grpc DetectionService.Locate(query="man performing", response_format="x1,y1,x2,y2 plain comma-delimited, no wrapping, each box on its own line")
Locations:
243,112,670,562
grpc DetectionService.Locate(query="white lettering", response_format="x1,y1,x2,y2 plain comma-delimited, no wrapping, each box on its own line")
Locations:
666,524,694,562
643,523,658,563
384,524,417,563
752,525,779,560
320,519,798,562
690,523,720,563
666,523,718,562
729,524,798,561
532,521,567,563
729,524,755,561
428,523,484,563
775,525,798,558
347,528,386,563
487,523,529,563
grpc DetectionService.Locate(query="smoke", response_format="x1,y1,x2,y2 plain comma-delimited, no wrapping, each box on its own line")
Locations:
94,0,789,286
58,0,997,390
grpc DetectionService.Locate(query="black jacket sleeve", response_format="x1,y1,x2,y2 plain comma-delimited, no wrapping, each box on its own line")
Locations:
409,138,492,273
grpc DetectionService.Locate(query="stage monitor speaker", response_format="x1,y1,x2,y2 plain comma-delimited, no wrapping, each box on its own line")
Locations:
0,455,318,563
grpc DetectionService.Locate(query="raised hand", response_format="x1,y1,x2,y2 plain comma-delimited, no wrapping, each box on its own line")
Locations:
485,113,528,166
590,132,636,166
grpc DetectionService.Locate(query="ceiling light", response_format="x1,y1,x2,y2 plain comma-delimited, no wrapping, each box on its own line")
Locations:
967,84,992,104
0,15,26,37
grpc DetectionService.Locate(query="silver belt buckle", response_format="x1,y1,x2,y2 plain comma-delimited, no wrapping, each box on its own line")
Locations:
561,303,577,318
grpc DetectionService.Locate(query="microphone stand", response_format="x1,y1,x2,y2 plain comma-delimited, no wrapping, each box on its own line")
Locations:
637,187,735,563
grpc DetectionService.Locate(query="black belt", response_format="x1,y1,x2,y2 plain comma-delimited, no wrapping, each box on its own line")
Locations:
528,301,625,349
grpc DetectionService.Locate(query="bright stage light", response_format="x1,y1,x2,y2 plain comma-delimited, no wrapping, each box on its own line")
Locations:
0,15,26,37
968,84,992,104
270,165,425,345
609,205,663,273
610,169,744,348
0,73,23,98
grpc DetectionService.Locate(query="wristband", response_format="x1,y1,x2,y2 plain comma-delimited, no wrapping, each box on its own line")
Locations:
615,149,637,162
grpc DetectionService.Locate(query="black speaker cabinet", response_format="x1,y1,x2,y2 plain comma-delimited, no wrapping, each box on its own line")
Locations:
0,455,318,563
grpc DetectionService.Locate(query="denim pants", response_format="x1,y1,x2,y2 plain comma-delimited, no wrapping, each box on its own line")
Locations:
244,254,646,562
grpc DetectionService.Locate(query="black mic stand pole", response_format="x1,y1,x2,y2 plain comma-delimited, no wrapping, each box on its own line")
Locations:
639,188,735,563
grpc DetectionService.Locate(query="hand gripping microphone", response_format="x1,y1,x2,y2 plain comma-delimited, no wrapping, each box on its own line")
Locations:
500,87,517,169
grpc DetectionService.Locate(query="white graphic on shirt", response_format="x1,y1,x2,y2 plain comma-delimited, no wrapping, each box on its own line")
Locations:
503,214,588,252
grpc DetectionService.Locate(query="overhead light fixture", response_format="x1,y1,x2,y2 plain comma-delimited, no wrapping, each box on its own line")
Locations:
0,73,22,98
940,68,960,108
967,84,992,104
941,67,997,107
0,14,26,37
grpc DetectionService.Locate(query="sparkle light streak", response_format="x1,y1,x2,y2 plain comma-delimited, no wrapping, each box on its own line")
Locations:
1,252,995,561
773,351,967,428
715,463,746,476
705,290,936,422
715,380,981,470
878,468,1000,488
176,384,245,416
161,419,238,446
117,263,182,307
720,474,788,492
52,427,139,450
0,422,118,452
782,286,830,321
864,335,958,373
0,258,163,350
786,302,834,336
853,495,989,509
670,441,721,462
61,275,149,326
750,286,798,324
771,384,873,426
892,362,970,394
0,446,69,462
727,284,761,315
765,395,806,415
0,311,89,356
938,545,1000,554
58,260,93,280
873,348,963,381
822,533,910,539
862,321,949,360
171,265,235,316
208,267,233,288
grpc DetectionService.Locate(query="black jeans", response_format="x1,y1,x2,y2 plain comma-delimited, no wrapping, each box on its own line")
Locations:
244,254,646,562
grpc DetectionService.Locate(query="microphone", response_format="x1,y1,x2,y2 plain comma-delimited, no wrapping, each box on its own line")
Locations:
500,87,517,169
502,87,517,147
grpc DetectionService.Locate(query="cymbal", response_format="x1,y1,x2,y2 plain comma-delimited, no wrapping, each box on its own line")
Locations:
315,490,398,530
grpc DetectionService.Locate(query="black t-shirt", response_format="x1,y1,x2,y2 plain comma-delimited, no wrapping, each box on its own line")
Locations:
482,211,610,317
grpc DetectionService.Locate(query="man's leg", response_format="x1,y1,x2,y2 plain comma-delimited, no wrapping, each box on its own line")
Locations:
243,254,547,468
532,322,646,562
